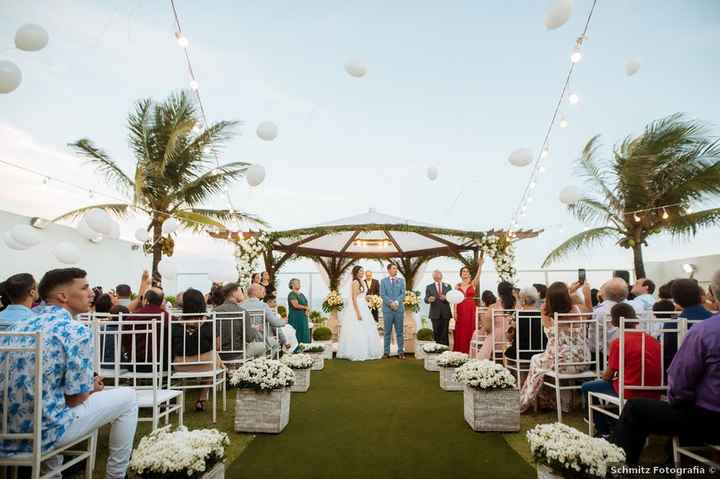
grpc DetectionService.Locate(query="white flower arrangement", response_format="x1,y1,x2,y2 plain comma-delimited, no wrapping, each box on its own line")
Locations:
527,423,626,478
129,426,229,478
403,290,421,313
234,231,271,287
299,343,325,353
229,358,295,391
478,234,517,285
322,290,344,313
422,343,450,354
280,353,314,369
366,294,383,311
436,351,469,368
454,359,516,390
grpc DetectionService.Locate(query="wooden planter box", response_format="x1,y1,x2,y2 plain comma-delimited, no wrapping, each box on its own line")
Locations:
290,368,311,392
536,464,563,479
201,462,225,479
439,365,464,391
463,386,520,432
308,352,324,370
315,340,334,359
403,311,417,353
234,388,291,434
328,311,339,341
415,340,432,359
424,352,441,372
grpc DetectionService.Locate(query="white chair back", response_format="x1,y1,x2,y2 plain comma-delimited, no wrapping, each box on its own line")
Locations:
214,311,248,364
618,317,671,402
507,309,545,384
490,309,515,362
168,313,218,370
552,312,599,377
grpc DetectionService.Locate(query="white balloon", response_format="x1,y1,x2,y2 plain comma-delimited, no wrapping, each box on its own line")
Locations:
162,218,180,235
208,265,236,284
3,232,31,251
246,164,266,187
10,224,42,247
77,218,102,241
107,220,120,240
344,59,367,78
446,289,465,305
559,185,582,205
544,0,573,30
508,148,534,167
157,259,177,279
54,242,80,264
624,58,640,76
134,228,150,243
84,208,113,235
0,61,22,94
256,122,278,141
14,24,49,52
426,166,439,181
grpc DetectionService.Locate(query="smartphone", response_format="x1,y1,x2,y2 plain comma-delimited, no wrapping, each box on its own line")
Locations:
578,268,586,285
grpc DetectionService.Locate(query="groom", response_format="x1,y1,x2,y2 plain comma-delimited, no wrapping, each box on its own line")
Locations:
380,263,405,359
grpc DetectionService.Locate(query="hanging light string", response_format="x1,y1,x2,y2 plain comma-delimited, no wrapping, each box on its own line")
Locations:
508,0,599,238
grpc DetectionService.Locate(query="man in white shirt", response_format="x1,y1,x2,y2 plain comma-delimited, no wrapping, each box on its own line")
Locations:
629,278,660,336
240,284,287,357
589,278,642,354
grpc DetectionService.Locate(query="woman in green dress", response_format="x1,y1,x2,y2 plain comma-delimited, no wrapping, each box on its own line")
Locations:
288,278,311,344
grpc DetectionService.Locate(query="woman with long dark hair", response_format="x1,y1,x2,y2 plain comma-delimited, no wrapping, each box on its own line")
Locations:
452,261,483,354
336,265,383,361
0,273,38,325
476,281,517,360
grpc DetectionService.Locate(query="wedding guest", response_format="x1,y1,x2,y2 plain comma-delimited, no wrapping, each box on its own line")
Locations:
663,278,713,373
214,283,259,359
0,273,38,327
115,283,132,308
581,303,662,437
265,294,277,310
590,288,600,308
424,270,452,346
242,284,286,356
260,272,276,302
124,288,171,371
288,279,311,344
127,270,151,313
364,270,381,322
589,278,640,355
94,293,114,315
613,313,720,465
520,281,591,412
504,286,546,368
630,278,656,314
533,283,548,304
0,268,138,477
250,273,261,285
207,283,224,307
477,281,516,360
480,290,496,308
171,288,223,412
708,270,720,311
453,261,482,354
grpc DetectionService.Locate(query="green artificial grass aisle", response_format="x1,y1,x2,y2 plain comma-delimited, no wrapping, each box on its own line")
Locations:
228,358,534,479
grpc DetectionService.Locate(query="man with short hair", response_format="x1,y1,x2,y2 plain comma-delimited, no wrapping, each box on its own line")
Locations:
630,278,658,335
364,270,381,322
240,284,286,357
424,270,452,346
115,283,132,308
0,268,137,479
124,287,170,369
663,279,713,370
214,283,260,358
380,264,406,359
589,278,642,354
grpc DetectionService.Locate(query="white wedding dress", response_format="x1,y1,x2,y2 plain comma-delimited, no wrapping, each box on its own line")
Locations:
337,283,383,361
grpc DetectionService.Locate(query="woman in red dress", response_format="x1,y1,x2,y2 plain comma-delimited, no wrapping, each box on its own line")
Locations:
453,260,483,353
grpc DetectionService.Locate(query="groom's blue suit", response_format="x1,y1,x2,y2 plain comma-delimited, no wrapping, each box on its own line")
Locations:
380,276,405,355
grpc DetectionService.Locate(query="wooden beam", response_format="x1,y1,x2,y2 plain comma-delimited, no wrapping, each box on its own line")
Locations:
281,232,327,251
383,230,404,254
415,231,464,252
339,231,361,255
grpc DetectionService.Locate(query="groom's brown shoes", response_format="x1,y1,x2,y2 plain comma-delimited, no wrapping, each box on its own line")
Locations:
398,353,405,359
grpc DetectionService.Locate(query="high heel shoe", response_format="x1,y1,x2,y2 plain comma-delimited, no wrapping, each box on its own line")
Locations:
195,400,206,412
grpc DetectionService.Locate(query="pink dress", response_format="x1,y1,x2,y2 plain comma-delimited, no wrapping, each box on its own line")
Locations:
477,306,512,360
453,285,476,354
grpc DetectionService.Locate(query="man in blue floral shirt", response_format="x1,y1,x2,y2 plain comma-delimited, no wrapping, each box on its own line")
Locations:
0,268,138,479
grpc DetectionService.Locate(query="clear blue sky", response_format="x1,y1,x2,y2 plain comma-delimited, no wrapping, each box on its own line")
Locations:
2,0,719,273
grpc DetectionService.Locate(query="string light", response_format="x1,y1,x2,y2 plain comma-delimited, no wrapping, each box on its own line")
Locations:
540,147,549,159
633,212,641,223
568,92,580,105
662,207,669,220
570,48,582,63
559,116,569,128
175,31,189,48
189,79,199,91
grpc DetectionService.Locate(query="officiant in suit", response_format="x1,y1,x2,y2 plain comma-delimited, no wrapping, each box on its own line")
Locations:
364,270,380,322
424,270,452,346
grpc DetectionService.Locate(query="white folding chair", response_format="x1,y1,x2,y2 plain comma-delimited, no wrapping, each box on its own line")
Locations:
167,313,226,423
505,309,545,387
214,311,248,368
543,312,600,423
246,310,279,359
0,331,97,479
98,318,183,431
470,307,489,358
490,309,515,363
588,317,672,436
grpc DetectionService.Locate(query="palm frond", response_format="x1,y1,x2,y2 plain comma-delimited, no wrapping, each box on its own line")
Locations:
186,208,268,228
575,136,622,212
666,207,720,239
128,98,153,204
542,227,621,267
567,198,623,228
51,203,132,223
67,140,134,196
166,161,251,208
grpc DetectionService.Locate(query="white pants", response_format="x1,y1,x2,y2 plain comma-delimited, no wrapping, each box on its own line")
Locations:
54,387,138,479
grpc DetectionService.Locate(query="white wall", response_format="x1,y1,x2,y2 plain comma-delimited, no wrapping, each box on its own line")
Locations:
1,210,148,291
645,254,720,287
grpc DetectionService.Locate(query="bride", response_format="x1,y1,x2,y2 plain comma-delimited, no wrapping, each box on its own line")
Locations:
337,265,383,361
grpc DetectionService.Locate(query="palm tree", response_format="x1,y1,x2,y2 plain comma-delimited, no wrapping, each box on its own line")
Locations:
543,114,720,278
55,91,264,282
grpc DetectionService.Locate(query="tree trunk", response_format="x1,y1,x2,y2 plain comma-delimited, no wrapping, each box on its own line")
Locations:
632,242,646,279
151,219,163,286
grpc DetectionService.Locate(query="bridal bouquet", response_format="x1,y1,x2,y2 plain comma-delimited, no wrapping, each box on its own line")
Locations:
229,358,295,391
422,343,449,354
299,343,325,353
454,359,516,390
366,294,383,311
527,423,625,478
403,290,421,313
322,290,344,313
436,351,469,368
280,353,314,370
129,426,229,479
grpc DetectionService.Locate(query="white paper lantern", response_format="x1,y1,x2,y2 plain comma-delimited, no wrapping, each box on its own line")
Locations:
624,58,640,76
3,232,30,251
107,220,120,240
246,164,266,187
161,218,180,235
84,208,113,235
157,259,177,279
446,289,465,305
426,166,439,181
54,242,80,264
544,0,573,30
208,265,236,284
0,61,22,94
76,219,102,241
14,24,49,52
559,185,582,205
134,228,150,243
10,224,42,247
256,122,278,141
508,148,534,167
344,59,367,78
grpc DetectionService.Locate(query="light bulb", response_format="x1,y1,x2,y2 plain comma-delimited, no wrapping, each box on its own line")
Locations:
568,93,580,105
191,124,202,135
189,79,199,91
539,166,546,174
529,181,536,189
570,50,583,63
662,208,669,220
175,32,189,48
541,147,549,159
42,177,49,189
559,117,569,128
633,212,641,223
527,197,534,203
